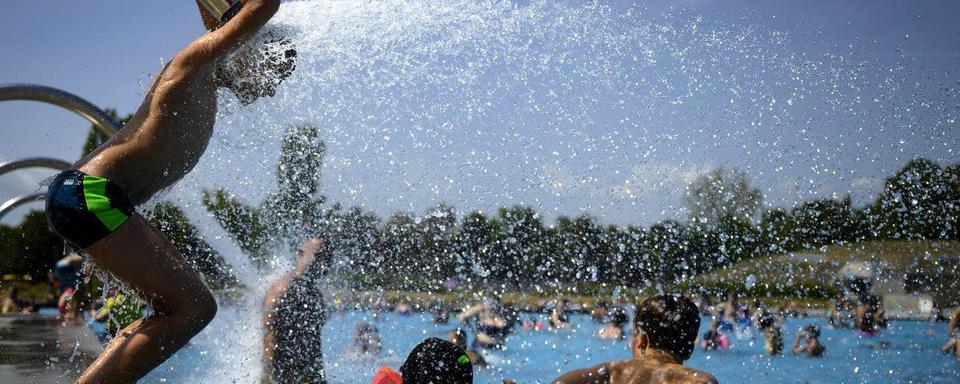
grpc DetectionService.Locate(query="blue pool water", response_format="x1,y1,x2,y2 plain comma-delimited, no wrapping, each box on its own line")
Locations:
147,309,959,384
320,312,958,384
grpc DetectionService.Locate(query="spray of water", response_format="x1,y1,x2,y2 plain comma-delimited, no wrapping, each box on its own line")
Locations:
137,1,957,382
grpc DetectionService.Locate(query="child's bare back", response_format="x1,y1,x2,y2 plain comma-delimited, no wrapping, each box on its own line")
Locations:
79,60,219,204
79,1,294,204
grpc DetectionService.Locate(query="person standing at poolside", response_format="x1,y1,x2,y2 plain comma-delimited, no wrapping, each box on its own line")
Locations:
263,237,330,383
552,295,718,384
54,253,84,324
42,1,295,381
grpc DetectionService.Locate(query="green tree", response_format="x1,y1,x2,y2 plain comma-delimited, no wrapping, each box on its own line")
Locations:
496,206,546,289
685,168,763,225
0,211,63,279
146,202,240,290
417,204,458,287
875,158,951,239
758,208,794,254
454,211,501,289
946,164,960,240
790,196,856,248
202,125,327,267
81,109,131,156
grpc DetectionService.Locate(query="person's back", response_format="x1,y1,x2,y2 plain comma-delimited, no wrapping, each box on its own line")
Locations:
76,2,294,204
553,295,717,384
264,238,329,383
271,273,326,381
604,351,716,384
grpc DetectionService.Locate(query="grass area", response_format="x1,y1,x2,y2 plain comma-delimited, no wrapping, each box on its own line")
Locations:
684,240,960,300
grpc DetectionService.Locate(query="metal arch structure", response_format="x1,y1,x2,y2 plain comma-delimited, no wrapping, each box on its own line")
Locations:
0,84,121,137
0,84,121,221
0,193,45,220
0,157,72,178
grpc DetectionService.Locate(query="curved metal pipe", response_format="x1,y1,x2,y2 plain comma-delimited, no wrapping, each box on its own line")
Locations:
0,192,44,221
0,84,121,137
0,157,72,178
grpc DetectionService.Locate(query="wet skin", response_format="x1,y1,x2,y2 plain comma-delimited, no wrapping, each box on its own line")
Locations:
552,333,717,384
552,349,718,384
69,1,289,383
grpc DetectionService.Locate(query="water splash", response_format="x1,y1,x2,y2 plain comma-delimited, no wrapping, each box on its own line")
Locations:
144,0,958,382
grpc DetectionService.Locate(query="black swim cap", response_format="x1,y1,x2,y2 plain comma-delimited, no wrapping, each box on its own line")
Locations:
399,338,473,384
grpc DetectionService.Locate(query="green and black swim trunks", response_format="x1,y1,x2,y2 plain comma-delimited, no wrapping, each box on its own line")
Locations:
46,170,135,249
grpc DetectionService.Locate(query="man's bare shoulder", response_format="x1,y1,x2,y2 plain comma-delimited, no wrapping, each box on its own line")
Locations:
651,364,718,384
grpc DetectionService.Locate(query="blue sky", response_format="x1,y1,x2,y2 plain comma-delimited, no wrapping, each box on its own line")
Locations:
1,0,958,226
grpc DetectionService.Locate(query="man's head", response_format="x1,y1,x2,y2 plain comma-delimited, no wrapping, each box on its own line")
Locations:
631,295,700,362
609,307,629,327
400,338,472,384
802,324,820,339
218,30,296,105
448,328,468,349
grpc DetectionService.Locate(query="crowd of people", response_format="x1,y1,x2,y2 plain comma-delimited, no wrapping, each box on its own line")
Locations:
7,234,960,383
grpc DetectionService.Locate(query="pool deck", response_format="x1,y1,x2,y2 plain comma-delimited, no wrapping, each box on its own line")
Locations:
0,313,100,383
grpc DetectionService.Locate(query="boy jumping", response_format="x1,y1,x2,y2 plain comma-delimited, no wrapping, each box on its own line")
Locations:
44,1,294,382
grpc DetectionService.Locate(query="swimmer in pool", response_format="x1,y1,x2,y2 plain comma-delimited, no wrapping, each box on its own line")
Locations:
263,237,330,383
552,295,718,384
942,329,960,358
596,306,628,340
448,328,488,367
42,2,294,382
757,312,783,356
350,322,384,358
855,295,881,335
550,298,573,329
458,296,512,349
700,320,724,351
950,307,960,335
792,324,825,357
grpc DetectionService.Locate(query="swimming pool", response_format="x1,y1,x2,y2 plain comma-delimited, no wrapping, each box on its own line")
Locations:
148,308,959,384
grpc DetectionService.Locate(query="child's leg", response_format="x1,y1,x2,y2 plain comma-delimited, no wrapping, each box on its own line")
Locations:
77,214,217,383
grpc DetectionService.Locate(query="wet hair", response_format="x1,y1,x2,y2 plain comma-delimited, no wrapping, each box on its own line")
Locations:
632,295,700,361
758,313,777,330
448,328,468,348
610,307,629,327
400,338,473,384
803,324,820,338
355,322,381,353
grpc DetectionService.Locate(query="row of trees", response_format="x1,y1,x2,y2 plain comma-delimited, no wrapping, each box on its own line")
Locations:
2,120,958,296
197,124,960,293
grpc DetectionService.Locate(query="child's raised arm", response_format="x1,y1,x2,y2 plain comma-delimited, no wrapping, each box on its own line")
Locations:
176,0,281,69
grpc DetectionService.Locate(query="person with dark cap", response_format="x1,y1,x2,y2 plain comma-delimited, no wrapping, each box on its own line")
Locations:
552,294,717,384
371,337,473,384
